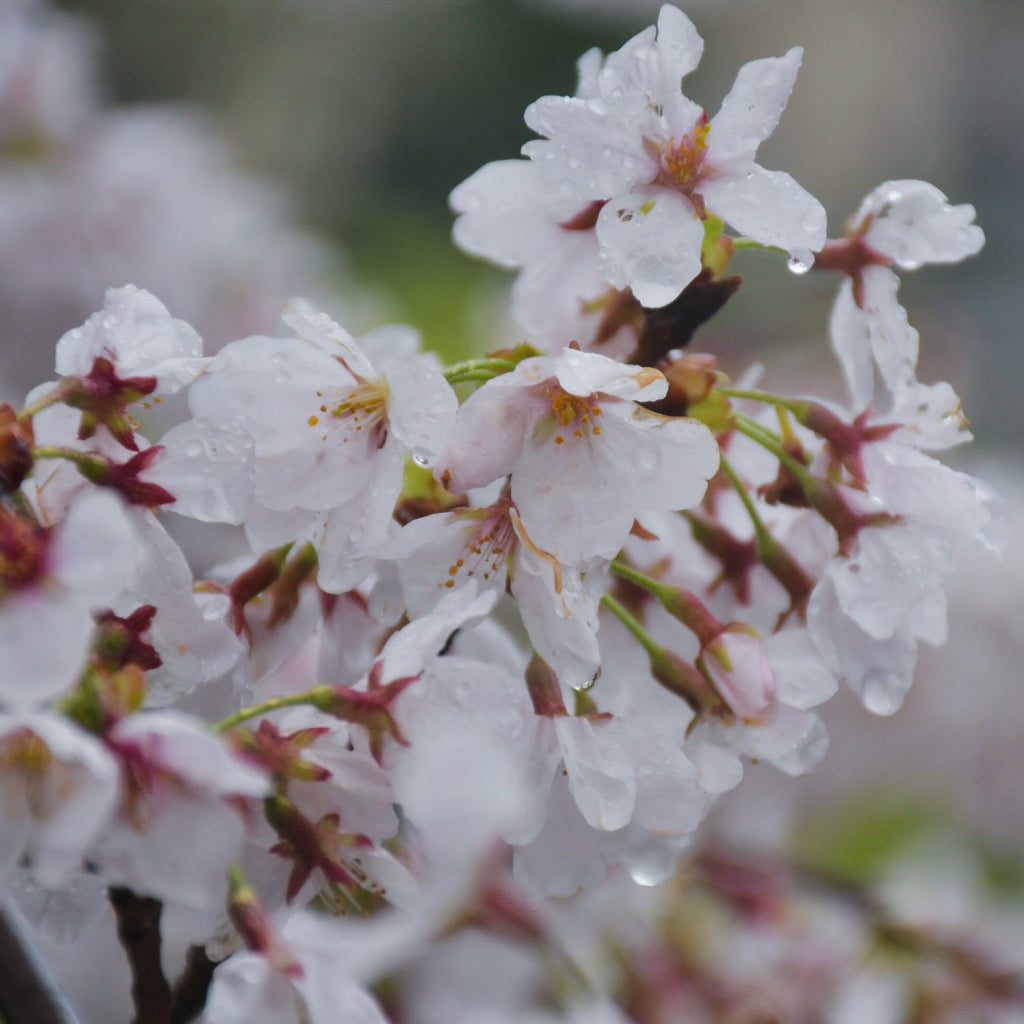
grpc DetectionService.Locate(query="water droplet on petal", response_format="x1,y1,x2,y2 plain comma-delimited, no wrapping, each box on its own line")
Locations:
411,448,434,469
787,248,814,275
184,440,204,457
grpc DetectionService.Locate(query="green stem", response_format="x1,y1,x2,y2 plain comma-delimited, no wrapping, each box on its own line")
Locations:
716,386,808,417
717,452,773,551
608,558,669,600
31,445,101,473
733,414,817,491
214,688,331,733
18,385,67,421
443,358,517,386
730,237,788,255
600,591,661,660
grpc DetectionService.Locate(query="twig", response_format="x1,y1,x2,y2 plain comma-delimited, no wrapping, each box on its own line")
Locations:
108,888,172,1024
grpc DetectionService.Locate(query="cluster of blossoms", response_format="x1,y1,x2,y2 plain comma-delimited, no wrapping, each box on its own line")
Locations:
0,6,1009,1023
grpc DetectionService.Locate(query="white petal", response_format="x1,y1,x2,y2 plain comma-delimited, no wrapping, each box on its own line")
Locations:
554,717,635,832
595,187,704,308
859,179,985,268
157,418,254,524
450,159,572,267
763,628,837,709
383,356,458,467
55,285,205,393
654,5,705,82
829,280,877,409
707,48,803,165
0,593,93,706
861,265,920,396
53,489,142,605
511,537,604,692
700,164,827,253
523,97,653,200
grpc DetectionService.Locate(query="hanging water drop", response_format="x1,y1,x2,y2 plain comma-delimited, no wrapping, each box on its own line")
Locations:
787,248,814,275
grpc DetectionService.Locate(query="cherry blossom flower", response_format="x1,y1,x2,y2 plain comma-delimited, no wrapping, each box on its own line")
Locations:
821,180,984,407
437,347,718,565
189,302,457,592
54,285,207,395
393,489,607,689
518,5,825,308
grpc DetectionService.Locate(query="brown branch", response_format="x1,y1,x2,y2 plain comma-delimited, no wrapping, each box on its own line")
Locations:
108,887,172,1024
169,944,219,1024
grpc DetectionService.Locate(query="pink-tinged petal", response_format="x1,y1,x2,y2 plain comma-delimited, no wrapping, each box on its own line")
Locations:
594,25,657,104
511,435,638,563
523,97,653,200
616,723,705,836
552,347,666,402
699,630,776,721
828,526,950,642
859,179,985,268
706,49,803,165
511,232,609,352
595,187,704,308
201,953,295,1023
435,376,545,494
700,165,826,254
727,703,824,766
512,773,608,896
553,716,635,832
382,357,457,467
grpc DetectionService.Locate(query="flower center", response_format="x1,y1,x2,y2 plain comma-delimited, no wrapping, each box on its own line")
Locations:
443,498,517,590
545,384,603,446
660,116,710,193
310,379,389,447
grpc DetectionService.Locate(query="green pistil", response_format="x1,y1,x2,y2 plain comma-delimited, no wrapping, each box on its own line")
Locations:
214,688,334,733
